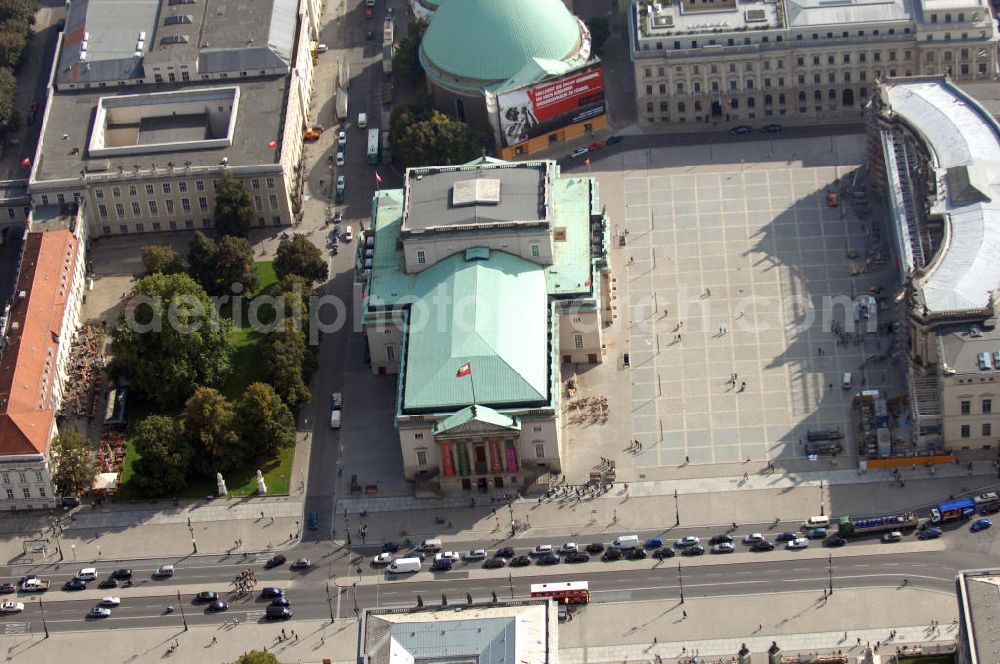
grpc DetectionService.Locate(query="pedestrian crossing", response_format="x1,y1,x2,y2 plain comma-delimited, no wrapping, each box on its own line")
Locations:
3,621,29,634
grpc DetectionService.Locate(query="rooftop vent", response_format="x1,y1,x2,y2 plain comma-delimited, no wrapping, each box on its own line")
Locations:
168,0,196,5
745,9,767,22
651,14,674,28
160,35,190,45
452,178,500,207
164,14,194,25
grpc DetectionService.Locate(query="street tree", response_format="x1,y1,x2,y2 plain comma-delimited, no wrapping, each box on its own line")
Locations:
394,108,480,168
264,320,311,407
109,273,233,408
586,17,611,56
392,18,428,83
213,172,254,238
186,231,219,291
141,244,185,276
273,234,328,284
237,382,295,457
0,67,17,132
51,429,95,496
184,387,242,474
233,652,280,664
130,415,192,496
214,235,259,295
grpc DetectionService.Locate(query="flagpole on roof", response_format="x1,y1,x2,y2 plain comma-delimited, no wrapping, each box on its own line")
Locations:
469,362,477,406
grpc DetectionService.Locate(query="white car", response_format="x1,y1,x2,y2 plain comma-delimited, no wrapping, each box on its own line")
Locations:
88,607,111,618
343,225,354,242
559,542,578,554
531,544,554,556
372,553,393,565
462,549,487,561
786,537,809,550
316,43,329,53
570,147,589,159
0,602,24,613
434,551,460,563
336,150,345,167
337,130,347,146
99,596,121,607
742,533,765,544
675,536,700,548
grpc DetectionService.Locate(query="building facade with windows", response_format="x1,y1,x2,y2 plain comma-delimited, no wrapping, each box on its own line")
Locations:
0,0,323,240
630,0,998,128
868,77,1000,453
354,158,612,492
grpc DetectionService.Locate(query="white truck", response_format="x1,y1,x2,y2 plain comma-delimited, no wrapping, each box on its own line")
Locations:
330,392,343,429
389,558,421,574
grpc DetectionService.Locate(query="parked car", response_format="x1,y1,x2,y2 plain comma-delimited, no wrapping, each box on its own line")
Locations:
372,553,393,566
337,130,347,146
918,527,942,540
786,538,809,550
644,538,663,549
0,584,15,594
711,543,736,554
336,150,345,167
303,128,322,141
881,531,903,543
606,135,623,145
0,602,24,613
709,534,733,545
462,549,487,561
569,147,589,159
804,528,828,540
652,547,676,559
559,543,579,554
496,547,516,559
682,544,705,556
509,556,532,567
742,533,765,544
316,43,328,53
207,601,229,612
675,536,700,548
88,607,111,618
775,532,798,542
431,559,453,572
761,123,783,133
824,536,847,547
751,540,775,552
971,518,993,532
585,543,605,554
531,544,554,557
566,551,591,563
729,125,753,136
483,558,508,569
264,554,287,569
602,548,623,561
627,548,648,560
112,569,133,581
195,591,219,602
434,552,460,563
538,553,561,565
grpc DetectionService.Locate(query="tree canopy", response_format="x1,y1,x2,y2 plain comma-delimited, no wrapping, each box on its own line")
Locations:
51,429,95,496
233,652,280,664
141,245,185,276
273,234,328,284
130,415,191,496
186,231,218,291
586,17,611,56
184,387,242,475
390,102,480,168
213,173,255,238
237,382,296,458
214,235,259,295
109,272,233,408
264,319,311,407
0,0,37,133
392,18,428,84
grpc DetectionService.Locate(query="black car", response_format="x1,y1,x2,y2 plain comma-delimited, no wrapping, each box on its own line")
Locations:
602,548,623,561
606,136,623,145
538,553,561,565
496,547,516,559
681,545,705,556
64,578,87,591
483,558,508,569
0,583,15,594
709,534,734,545
751,540,775,552
260,587,284,598
566,551,591,563
382,541,402,553
761,123,783,133
824,536,847,548
265,606,293,620
509,556,532,567
264,554,287,570
729,125,753,136
269,597,290,607
207,601,229,612
111,569,133,581
652,547,675,559
431,560,453,572
196,591,219,602
585,543,605,554
98,578,119,589
626,548,648,560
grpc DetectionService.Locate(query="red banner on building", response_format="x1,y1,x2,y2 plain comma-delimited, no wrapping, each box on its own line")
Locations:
504,441,518,473
440,442,455,477
489,440,504,475
496,64,606,147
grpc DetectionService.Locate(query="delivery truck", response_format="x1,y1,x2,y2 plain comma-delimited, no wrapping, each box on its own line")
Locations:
837,512,918,537
930,497,976,524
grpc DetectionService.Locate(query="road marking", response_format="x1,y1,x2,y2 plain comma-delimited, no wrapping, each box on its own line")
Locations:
3,622,28,634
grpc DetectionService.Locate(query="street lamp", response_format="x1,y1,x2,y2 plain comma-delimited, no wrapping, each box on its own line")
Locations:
508,572,514,599
353,582,359,615
674,488,680,526
326,581,334,622
677,562,685,604
39,597,49,638
827,554,833,595
176,590,188,631
819,480,825,516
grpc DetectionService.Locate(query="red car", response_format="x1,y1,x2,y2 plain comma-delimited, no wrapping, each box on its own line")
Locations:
364,6,373,18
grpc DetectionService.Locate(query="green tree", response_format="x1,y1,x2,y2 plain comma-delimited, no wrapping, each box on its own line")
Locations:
214,235,259,295
233,652,280,664
141,245,185,276
187,231,219,291
0,21,27,67
0,0,38,27
237,382,295,457
273,234,328,284
109,273,233,408
586,17,611,56
184,387,242,474
265,320,311,407
213,172,254,238
392,18,428,83
394,109,480,168
130,415,191,496
51,429,95,496
0,67,17,132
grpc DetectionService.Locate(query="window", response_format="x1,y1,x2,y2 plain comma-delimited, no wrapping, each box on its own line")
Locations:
272,216,281,226
22,488,30,499
148,201,158,215
131,201,141,216
533,425,543,432
1,472,8,484
843,54,851,64
530,243,540,257
136,223,144,232
251,178,260,190
416,450,427,466
813,56,820,66
984,423,992,437
38,487,45,498
145,184,155,195
797,57,804,66
162,183,171,194
268,194,278,209
178,181,188,193
115,203,125,218
128,185,137,197
860,53,867,63
95,188,105,199
534,443,546,459
163,200,173,214
414,432,424,440
574,334,584,349
961,400,971,415
199,197,209,211
827,55,835,65
266,177,275,189
185,219,195,229
984,399,992,414
17,472,24,484
182,198,191,212
98,204,108,219
254,196,262,211
152,222,161,231
386,345,395,361
961,424,971,438
196,180,205,191
416,250,426,264
169,221,177,230
676,82,684,94
4,489,11,500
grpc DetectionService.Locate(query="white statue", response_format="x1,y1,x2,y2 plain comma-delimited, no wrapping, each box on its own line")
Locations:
256,469,267,494
216,472,228,496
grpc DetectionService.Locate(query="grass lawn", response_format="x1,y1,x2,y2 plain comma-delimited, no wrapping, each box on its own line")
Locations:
116,260,294,500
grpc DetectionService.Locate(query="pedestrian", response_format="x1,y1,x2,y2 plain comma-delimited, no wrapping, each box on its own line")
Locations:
759,624,762,631
683,610,687,618
741,381,746,391
260,511,264,519
685,455,690,463
271,516,274,523
857,638,862,646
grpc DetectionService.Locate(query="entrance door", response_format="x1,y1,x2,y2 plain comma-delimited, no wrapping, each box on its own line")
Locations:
474,446,487,475
494,477,504,488
711,101,722,116
588,353,598,363
842,88,854,107
477,478,488,491
461,478,472,490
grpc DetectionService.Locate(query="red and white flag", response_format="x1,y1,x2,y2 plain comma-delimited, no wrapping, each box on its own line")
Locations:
584,277,592,287
375,171,382,184
455,361,471,378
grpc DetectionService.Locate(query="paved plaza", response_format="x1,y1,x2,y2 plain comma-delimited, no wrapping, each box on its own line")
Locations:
603,135,902,468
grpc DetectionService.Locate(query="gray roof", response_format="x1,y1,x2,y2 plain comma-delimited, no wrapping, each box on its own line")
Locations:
33,77,288,183
937,322,1000,374
960,570,1000,664
402,163,549,234
882,79,1000,314
56,0,156,86
784,0,913,28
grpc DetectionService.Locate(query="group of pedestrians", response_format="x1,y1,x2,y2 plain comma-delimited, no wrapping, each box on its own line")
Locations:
233,568,256,596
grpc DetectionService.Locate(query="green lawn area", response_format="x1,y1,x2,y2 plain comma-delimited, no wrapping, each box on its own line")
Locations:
116,260,294,500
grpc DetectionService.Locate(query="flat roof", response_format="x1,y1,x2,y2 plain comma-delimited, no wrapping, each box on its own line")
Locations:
33,77,287,183
402,163,549,234
784,0,912,28
958,570,1000,664
938,322,1000,374
881,79,1000,314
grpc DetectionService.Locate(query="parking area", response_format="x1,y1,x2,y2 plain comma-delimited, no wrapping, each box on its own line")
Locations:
574,134,904,474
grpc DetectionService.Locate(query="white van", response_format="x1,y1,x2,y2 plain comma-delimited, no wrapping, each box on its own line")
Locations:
842,373,852,389
804,516,830,529
357,113,367,128
611,535,640,550
419,538,442,552
75,567,98,581
389,557,421,574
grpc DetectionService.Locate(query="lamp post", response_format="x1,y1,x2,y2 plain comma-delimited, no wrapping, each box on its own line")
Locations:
827,554,834,595
352,582,359,615
177,590,188,631
677,562,685,604
819,480,825,516
39,597,49,638
508,572,514,599
326,581,334,622
674,488,680,526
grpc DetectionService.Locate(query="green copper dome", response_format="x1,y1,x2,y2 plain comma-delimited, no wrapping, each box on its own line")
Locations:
420,0,582,82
